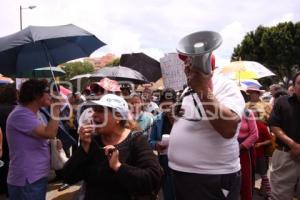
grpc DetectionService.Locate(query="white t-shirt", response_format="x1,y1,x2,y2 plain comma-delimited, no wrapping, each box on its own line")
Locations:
168,74,245,175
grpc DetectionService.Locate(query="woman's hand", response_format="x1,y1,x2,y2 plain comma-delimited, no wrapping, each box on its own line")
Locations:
56,139,63,150
254,142,262,148
104,145,121,172
50,91,65,118
239,144,246,151
155,141,167,153
79,125,94,153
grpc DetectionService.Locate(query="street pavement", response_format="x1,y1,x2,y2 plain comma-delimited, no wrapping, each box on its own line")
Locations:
46,181,81,200
0,176,285,200
45,180,265,200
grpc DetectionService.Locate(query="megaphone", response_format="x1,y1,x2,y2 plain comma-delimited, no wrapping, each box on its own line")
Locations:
177,31,222,74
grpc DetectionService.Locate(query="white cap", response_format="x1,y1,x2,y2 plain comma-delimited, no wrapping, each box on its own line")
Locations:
92,94,129,118
145,101,159,113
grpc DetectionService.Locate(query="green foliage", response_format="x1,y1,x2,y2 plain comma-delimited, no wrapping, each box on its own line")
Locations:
105,57,120,67
60,61,95,81
232,21,300,86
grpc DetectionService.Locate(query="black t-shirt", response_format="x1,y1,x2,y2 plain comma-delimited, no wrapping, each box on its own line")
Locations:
62,131,163,200
269,95,300,147
162,114,173,135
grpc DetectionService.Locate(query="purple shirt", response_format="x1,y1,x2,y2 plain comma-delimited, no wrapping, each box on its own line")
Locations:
6,106,50,186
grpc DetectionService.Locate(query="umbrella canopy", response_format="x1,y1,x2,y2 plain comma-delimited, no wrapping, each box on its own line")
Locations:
17,66,66,78
220,61,275,81
69,73,93,93
0,75,14,84
91,66,149,84
59,85,72,96
240,80,262,88
120,53,162,82
237,80,262,91
70,73,92,81
0,24,106,77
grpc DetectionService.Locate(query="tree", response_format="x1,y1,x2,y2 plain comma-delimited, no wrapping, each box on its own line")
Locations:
105,57,120,67
232,21,300,86
60,61,95,81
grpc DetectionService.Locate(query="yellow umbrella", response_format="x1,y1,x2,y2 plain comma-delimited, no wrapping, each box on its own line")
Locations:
235,71,258,80
221,61,247,73
220,61,274,82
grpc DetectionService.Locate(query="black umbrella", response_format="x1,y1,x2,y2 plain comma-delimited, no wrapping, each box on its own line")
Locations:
120,53,162,82
91,66,149,84
0,24,106,77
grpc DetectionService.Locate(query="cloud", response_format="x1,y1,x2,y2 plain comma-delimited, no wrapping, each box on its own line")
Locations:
213,21,245,65
108,29,141,55
1,0,300,65
269,13,294,26
140,48,164,61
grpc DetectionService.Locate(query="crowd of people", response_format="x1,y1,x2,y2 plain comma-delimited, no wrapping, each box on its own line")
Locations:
0,63,299,200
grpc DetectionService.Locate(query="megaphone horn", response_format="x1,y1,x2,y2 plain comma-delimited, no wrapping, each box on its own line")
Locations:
177,31,222,74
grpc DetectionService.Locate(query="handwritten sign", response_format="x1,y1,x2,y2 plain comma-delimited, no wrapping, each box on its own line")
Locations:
160,53,187,91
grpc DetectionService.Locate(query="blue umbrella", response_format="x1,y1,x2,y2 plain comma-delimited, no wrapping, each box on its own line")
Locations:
0,24,106,77
241,80,262,88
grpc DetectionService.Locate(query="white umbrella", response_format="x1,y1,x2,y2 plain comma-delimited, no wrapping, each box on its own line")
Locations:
220,61,275,81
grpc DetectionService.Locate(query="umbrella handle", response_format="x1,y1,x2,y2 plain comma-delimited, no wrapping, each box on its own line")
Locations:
48,63,60,93
41,41,59,91
239,71,240,85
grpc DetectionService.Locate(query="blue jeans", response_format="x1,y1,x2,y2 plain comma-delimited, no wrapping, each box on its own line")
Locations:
8,177,48,200
159,155,175,200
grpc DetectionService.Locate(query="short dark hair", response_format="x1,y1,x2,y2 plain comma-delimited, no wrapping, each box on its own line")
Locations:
274,89,288,99
292,71,300,86
270,84,282,91
19,79,49,105
0,85,18,104
90,83,104,94
160,88,177,103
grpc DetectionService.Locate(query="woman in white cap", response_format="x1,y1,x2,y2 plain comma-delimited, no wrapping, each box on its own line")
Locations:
63,94,163,200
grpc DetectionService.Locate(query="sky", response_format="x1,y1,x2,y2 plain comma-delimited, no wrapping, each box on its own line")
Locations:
1,0,300,67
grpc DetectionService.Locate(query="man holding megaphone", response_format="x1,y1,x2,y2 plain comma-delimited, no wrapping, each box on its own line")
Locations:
168,31,245,200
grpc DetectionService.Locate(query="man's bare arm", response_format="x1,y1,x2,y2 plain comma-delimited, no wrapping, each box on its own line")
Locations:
197,89,240,139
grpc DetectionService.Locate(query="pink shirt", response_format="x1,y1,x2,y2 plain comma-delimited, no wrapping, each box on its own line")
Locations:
238,110,258,149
